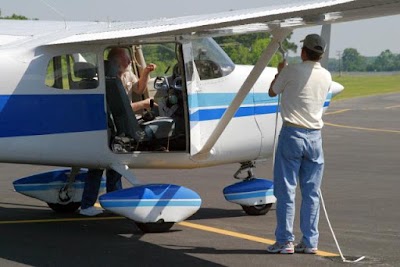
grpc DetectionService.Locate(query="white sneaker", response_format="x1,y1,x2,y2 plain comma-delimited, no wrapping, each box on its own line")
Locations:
295,241,318,254
266,241,294,254
79,206,103,216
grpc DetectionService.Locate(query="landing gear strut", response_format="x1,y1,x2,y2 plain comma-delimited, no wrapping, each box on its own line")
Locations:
47,167,81,213
234,161,256,180
13,168,89,214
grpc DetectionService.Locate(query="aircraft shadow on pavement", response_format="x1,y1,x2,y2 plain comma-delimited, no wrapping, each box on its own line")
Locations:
187,207,247,220
0,203,271,221
0,211,226,267
0,204,278,266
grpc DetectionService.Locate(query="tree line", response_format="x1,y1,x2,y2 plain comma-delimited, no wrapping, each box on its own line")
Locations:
215,35,400,72
333,48,400,72
214,33,297,67
0,9,33,20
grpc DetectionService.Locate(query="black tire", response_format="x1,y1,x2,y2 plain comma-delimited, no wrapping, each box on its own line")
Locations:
135,222,174,233
47,202,81,213
241,203,272,216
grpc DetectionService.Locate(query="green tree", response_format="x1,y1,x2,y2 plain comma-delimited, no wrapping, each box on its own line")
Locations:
371,49,397,71
0,9,36,20
341,48,366,71
396,54,400,70
215,32,297,67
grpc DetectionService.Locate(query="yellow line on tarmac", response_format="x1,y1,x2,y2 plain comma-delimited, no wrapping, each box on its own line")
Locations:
385,104,400,109
2,204,337,257
0,217,124,224
325,122,400,134
178,221,338,257
324,109,351,115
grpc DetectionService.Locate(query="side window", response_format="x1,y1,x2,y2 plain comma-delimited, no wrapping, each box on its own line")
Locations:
45,53,98,90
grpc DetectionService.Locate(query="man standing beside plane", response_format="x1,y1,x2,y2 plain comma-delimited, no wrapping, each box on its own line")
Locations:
79,47,157,216
266,34,332,254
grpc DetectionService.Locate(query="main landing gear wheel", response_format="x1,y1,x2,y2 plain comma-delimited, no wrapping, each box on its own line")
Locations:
47,202,81,213
241,203,272,216
135,221,174,233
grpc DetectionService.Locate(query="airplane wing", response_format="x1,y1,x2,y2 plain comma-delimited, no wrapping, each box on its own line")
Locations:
47,0,400,45
1,0,400,47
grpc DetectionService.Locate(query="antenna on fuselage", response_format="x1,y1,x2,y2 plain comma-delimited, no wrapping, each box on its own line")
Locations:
39,0,68,29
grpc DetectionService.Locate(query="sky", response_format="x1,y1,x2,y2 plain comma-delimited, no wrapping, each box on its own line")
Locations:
1,0,400,58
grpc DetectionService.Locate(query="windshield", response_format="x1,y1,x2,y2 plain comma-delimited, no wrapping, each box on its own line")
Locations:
192,37,235,80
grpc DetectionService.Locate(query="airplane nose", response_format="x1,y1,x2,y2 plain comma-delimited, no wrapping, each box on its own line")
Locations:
331,81,344,97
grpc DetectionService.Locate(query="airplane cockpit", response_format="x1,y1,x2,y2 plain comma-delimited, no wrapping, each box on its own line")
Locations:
102,43,187,153
102,38,235,154
42,37,237,155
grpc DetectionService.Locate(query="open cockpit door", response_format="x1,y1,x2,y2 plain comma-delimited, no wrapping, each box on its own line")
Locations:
185,33,291,161
185,37,265,159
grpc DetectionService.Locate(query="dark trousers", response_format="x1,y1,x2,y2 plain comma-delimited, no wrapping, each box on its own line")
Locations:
80,169,122,209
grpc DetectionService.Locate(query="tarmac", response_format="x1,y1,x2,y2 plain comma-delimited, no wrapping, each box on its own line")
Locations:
0,93,399,267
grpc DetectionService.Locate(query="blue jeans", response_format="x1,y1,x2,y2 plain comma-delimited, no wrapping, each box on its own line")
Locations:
273,125,324,248
80,169,122,209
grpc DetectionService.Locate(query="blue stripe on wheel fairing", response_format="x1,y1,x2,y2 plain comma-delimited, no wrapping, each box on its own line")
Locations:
14,181,106,191
225,190,274,201
0,94,107,137
101,199,202,208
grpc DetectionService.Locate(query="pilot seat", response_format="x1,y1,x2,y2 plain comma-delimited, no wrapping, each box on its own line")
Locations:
105,73,175,152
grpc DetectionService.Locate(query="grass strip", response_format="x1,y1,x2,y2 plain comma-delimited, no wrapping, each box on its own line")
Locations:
332,74,400,100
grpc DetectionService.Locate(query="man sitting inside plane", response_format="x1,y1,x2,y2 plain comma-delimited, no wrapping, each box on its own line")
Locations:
79,47,157,216
107,47,157,112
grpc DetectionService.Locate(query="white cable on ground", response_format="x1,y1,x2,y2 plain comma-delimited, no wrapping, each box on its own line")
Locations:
319,189,365,263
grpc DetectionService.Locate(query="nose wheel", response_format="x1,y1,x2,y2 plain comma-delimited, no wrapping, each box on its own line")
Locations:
47,202,81,213
241,203,272,216
135,221,175,233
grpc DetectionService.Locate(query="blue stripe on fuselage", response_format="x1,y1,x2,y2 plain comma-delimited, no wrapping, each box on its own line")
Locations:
190,105,279,122
0,92,332,137
188,93,277,108
0,94,106,138
189,92,331,122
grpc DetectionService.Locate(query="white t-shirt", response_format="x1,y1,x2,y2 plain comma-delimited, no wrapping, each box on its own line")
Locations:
272,61,332,129
120,67,139,103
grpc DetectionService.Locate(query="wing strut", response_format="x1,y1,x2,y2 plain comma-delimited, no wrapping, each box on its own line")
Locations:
110,164,141,185
192,28,292,160
320,24,331,68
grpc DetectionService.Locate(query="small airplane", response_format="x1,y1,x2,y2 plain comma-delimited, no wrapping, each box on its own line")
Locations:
1,0,399,233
